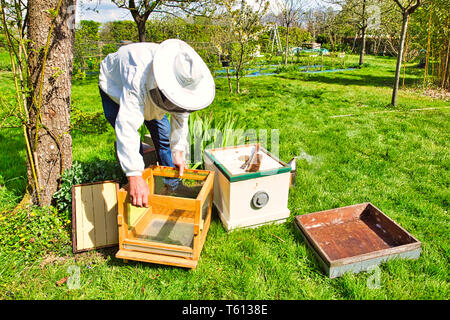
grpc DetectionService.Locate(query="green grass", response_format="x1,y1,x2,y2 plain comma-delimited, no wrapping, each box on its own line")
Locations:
0,53,449,299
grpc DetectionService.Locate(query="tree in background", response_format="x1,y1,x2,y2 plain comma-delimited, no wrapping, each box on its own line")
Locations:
73,20,101,75
409,0,449,90
332,0,388,65
303,8,319,40
100,20,137,42
390,0,421,106
0,0,76,206
209,14,236,92
368,0,398,56
272,0,304,65
221,0,269,93
110,0,215,42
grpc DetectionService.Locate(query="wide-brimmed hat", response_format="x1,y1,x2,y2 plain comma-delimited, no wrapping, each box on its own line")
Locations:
152,39,215,112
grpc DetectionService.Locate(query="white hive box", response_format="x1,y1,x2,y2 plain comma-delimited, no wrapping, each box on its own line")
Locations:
204,144,291,231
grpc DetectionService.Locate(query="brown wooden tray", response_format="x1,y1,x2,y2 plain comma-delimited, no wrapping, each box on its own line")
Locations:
294,202,421,278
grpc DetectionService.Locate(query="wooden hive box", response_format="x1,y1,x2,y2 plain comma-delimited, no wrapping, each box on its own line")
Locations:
115,165,214,269
204,144,291,231
294,203,422,278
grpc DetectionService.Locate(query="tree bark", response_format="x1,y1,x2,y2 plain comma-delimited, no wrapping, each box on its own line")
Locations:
137,20,146,42
441,38,449,89
359,25,367,66
226,68,232,93
351,31,358,53
391,12,409,106
27,0,75,205
359,0,367,66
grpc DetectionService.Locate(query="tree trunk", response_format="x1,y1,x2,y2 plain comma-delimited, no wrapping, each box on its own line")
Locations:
226,68,232,93
284,25,289,65
351,31,358,53
137,20,146,42
27,0,75,205
442,40,449,89
359,25,367,66
359,0,367,66
391,12,409,106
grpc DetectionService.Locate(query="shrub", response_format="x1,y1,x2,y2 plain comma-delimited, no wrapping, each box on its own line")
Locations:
71,106,109,134
53,161,126,216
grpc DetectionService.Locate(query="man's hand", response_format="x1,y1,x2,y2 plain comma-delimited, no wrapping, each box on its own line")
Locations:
128,175,149,207
172,150,187,177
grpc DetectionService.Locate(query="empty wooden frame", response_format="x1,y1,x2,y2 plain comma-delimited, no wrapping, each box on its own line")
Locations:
115,165,214,269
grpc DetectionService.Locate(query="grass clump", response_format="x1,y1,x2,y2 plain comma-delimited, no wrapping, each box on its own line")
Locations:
0,206,71,262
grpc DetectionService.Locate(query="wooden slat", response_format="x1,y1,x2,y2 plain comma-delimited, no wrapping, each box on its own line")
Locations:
117,190,128,250
103,182,119,245
74,186,83,251
198,203,212,255
80,184,95,249
145,169,154,193
150,209,195,223
297,203,367,229
148,194,197,211
362,203,420,245
151,165,209,181
194,188,213,260
332,242,421,267
199,174,214,230
123,238,193,253
123,243,193,258
92,184,107,247
196,171,214,202
192,200,201,259
142,167,153,181
153,171,208,181
116,249,197,269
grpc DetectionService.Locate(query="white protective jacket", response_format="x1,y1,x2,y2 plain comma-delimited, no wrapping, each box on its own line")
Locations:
99,42,189,177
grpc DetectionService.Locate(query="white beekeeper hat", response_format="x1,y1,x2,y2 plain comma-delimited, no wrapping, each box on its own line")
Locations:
151,39,215,112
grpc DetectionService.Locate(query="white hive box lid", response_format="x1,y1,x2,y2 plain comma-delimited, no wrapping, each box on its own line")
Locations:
204,144,291,182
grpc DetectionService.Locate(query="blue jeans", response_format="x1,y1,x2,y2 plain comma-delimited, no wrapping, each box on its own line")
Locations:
100,87,180,189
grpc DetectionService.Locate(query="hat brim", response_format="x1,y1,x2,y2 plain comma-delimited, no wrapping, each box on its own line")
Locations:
153,39,215,111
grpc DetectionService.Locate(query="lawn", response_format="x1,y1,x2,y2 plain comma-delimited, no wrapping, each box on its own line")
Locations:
0,53,449,300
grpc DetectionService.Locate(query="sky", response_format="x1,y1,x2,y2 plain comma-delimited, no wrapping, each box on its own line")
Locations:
76,0,328,24
76,1,132,23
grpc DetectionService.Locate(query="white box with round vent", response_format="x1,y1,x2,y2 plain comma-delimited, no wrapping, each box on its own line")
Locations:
204,144,291,231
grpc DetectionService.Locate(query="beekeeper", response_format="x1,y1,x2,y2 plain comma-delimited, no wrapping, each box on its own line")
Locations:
99,39,215,208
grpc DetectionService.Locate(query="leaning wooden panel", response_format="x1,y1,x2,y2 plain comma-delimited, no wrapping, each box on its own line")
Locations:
116,166,214,269
72,181,119,253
